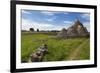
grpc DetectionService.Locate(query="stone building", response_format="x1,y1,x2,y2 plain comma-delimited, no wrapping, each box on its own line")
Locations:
57,20,89,38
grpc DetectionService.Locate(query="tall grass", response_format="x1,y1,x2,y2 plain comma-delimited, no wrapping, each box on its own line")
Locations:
21,33,90,62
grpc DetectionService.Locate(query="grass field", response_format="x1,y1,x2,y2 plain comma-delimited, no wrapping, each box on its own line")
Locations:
21,32,90,62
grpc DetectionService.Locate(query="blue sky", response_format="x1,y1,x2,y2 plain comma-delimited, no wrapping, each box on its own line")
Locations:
21,9,90,31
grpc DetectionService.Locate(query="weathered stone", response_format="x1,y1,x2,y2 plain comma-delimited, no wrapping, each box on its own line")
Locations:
57,20,89,38
57,28,68,38
29,44,48,62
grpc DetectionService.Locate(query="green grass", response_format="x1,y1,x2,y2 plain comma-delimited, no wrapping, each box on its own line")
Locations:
21,32,90,62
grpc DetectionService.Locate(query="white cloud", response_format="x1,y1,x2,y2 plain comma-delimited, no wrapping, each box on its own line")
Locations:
22,19,53,30
81,13,90,21
22,18,68,31
63,12,69,15
83,22,90,32
40,11,55,16
63,21,72,24
40,11,65,16
46,19,54,22
22,10,32,14
80,13,90,31
46,16,57,22
82,14,90,18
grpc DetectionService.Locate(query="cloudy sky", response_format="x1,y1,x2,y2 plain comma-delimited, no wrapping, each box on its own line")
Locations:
21,10,90,31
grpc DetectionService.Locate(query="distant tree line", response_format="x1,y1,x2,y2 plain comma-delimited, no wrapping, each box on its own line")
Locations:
29,28,39,32
30,28,34,32
22,28,60,32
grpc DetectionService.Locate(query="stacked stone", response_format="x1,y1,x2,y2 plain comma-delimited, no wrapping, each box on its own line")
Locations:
57,20,89,38
29,44,48,62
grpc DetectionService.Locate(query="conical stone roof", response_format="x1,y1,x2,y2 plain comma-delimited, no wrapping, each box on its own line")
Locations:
57,20,89,38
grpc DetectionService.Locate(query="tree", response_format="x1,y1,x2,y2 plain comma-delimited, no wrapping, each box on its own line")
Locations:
37,28,39,32
29,28,34,32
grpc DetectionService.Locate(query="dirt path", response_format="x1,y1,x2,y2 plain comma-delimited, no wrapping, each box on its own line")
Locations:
68,39,88,60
